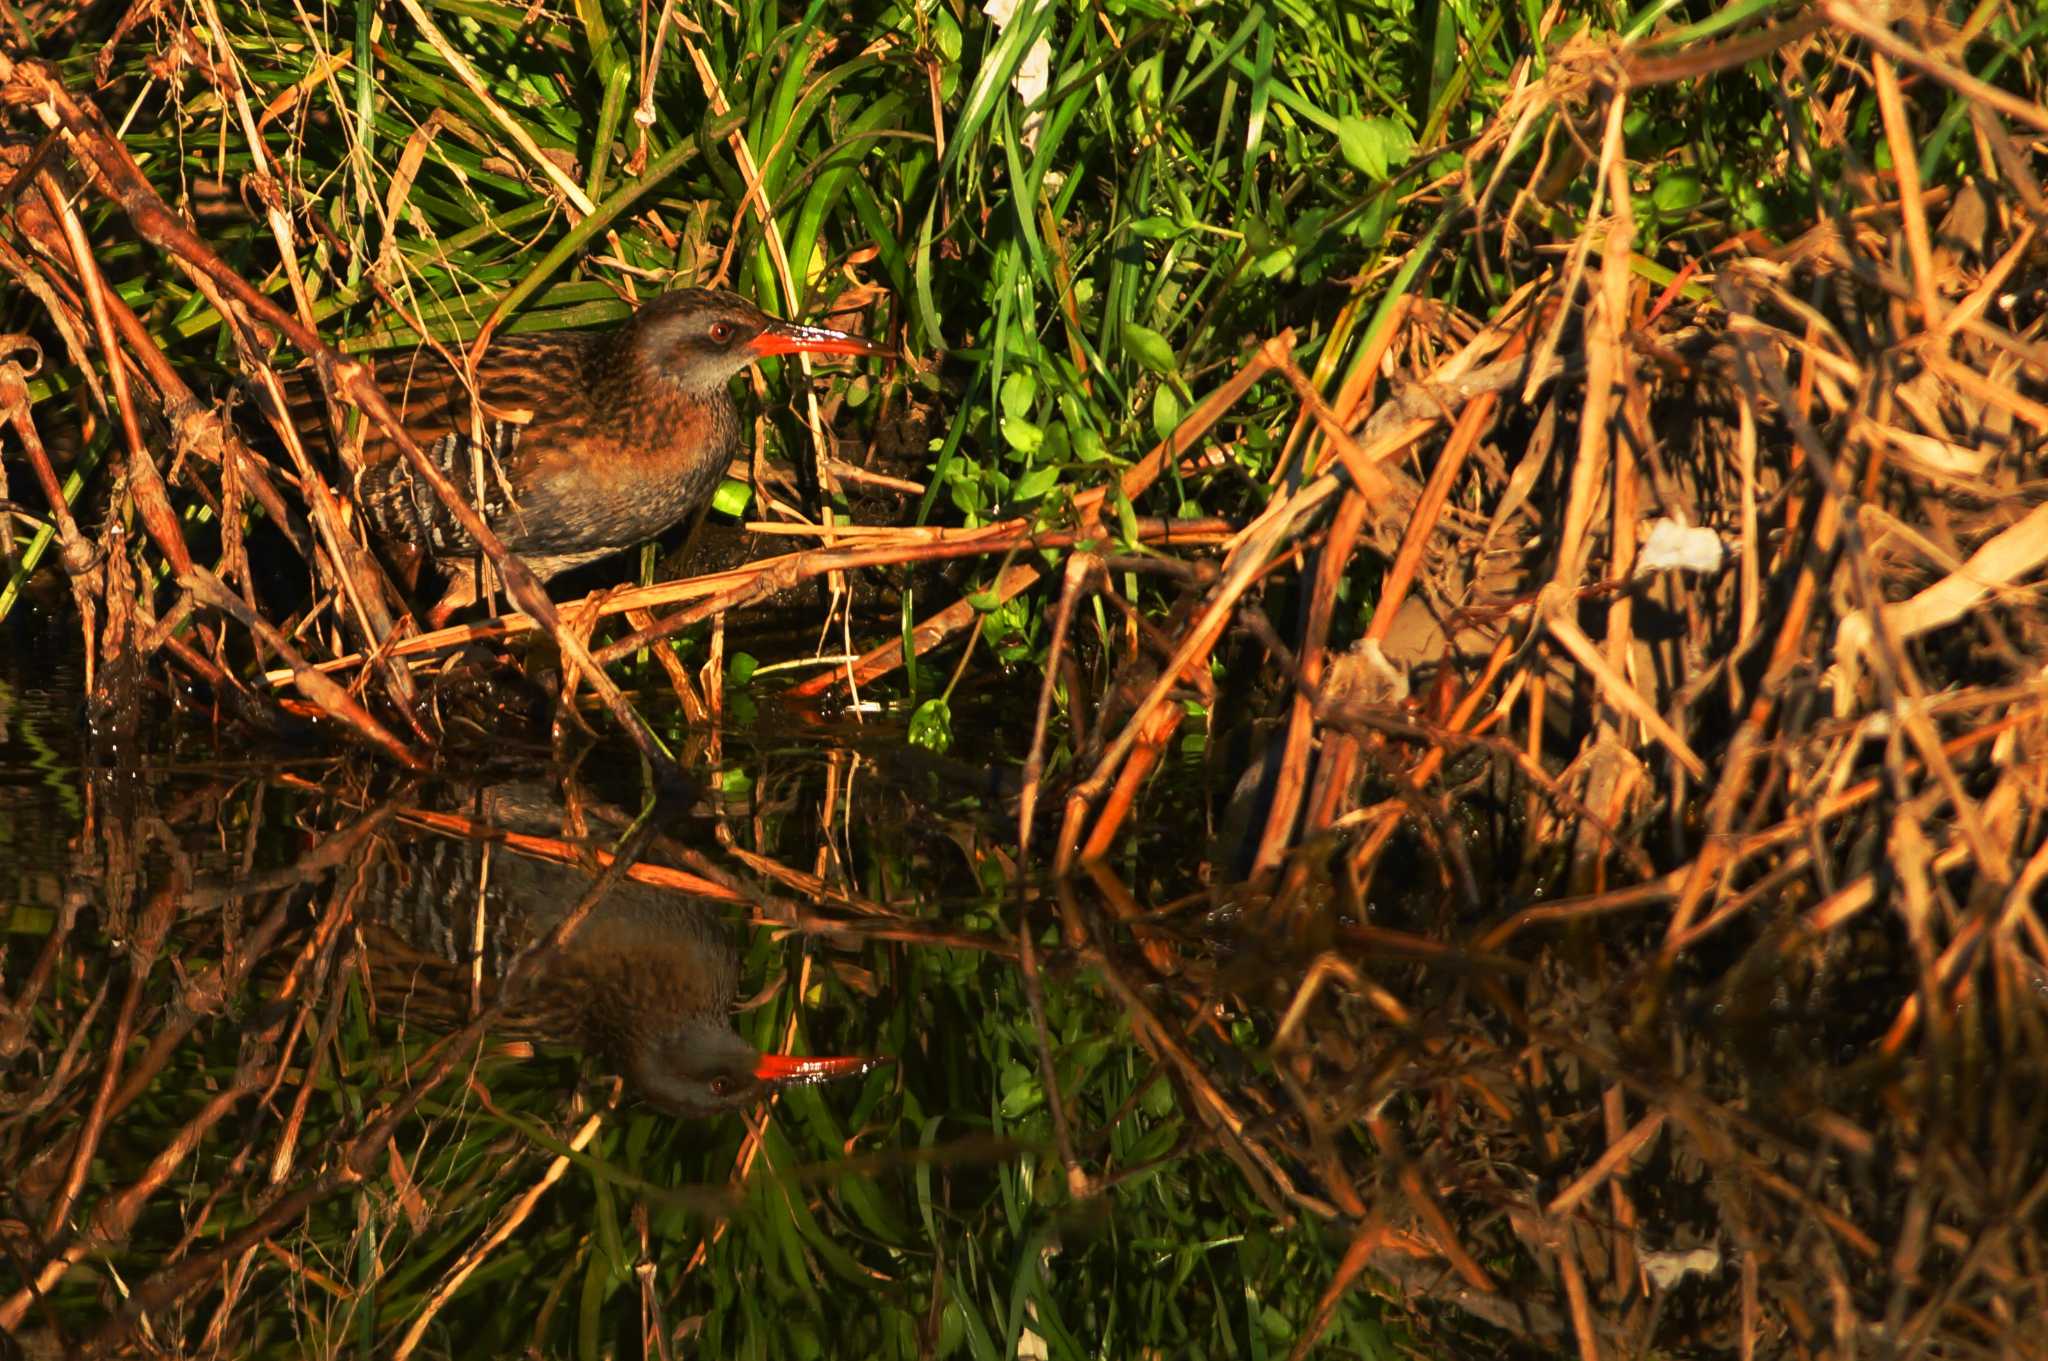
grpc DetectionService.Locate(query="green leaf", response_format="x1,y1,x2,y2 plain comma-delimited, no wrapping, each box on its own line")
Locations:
1000,415,1044,456
1651,169,1703,217
711,477,753,517
1152,384,1185,442
929,5,962,62
908,698,953,753
1123,322,1178,376
999,1071,1044,1117
937,1301,967,1358
728,652,758,688
1334,115,1414,180
1114,487,1141,546
948,472,985,517
1012,464,1061,502
1127,52,1164,107
1000,369,1037,420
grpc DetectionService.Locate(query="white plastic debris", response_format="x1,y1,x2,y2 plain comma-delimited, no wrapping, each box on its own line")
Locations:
983,0,1052,150
1636,518,1725,577
1638,1243,1723,1292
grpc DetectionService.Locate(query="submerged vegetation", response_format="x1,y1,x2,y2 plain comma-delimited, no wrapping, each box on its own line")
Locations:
4,0,2048,1356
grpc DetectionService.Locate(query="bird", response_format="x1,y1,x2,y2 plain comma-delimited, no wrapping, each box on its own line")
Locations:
284,289,887,626
356,782,879,1117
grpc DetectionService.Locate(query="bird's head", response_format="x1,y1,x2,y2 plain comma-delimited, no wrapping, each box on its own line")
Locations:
625,1014,881,1118
629,288,886,396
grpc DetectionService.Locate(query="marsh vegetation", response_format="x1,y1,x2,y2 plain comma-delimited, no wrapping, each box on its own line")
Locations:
3,0,2048,1356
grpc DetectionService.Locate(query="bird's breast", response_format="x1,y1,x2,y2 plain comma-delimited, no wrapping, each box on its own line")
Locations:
365,389,740,564
516,390,737,555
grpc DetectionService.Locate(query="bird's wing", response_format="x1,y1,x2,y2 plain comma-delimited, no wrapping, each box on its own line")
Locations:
273,337,598,557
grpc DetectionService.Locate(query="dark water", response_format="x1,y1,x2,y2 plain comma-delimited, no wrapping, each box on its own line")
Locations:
0,603,1282,1360
6,600,2038,1360
0,607,1044,1096
0,617,87,940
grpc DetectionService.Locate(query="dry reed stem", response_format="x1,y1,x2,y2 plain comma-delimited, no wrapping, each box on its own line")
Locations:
0,346,100,672
42,171,191,582
392,1110,607,1359
1285,1221,1386,1361
183,567,429,770
1820,1,2048,135
265,515,1228,684
1251,487,1370,875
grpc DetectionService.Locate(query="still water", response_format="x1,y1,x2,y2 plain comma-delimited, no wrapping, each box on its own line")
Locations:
2,605,1235,1359
3,602,2015,1360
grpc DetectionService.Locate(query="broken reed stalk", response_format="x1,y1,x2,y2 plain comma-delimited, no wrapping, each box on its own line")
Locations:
252,515,1233,686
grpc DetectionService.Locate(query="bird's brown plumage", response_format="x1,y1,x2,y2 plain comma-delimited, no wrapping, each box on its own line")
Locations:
281,288,884,623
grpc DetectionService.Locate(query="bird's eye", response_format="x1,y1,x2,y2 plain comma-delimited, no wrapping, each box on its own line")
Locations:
707,1076,736,1098
707,321,736,344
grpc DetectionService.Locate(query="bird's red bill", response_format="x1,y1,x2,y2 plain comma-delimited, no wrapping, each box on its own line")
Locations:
754,1052,881,1086
748,321,887,359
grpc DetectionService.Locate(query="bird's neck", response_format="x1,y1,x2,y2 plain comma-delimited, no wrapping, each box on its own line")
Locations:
590,334,742,470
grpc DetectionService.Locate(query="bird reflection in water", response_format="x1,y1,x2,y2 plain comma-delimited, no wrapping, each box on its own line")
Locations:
356,783,877,1117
